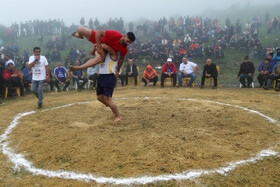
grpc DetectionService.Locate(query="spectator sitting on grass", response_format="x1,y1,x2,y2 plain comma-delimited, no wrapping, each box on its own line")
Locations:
142,65,158,86
54,62,70,92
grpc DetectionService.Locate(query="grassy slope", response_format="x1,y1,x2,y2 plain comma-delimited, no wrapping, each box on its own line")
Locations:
10,5,280,85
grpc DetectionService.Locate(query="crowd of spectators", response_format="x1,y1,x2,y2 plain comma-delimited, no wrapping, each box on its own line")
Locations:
1,14,280,102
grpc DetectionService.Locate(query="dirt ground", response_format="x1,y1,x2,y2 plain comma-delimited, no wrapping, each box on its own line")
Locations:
0,86,280,186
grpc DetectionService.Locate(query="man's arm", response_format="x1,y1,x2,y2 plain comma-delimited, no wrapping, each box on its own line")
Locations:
194,65,198,73
29,56,40,68
45,65,50,82
70,71,75,77
172,63,176,73
95,30,106,58
117,56,125,73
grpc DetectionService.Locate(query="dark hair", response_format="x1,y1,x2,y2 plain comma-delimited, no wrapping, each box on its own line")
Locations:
244,56,249,60
33,47,41,52
265,58,270,61
127,32,136,42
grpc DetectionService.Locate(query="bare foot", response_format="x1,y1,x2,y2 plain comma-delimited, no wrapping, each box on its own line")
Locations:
114,116,122,123
72,31,84,39
111,113,117,118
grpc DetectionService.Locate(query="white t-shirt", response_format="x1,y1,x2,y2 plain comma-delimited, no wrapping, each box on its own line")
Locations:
99,54,118,74
5,59,15,67
179,61,197,74
28,55,48,81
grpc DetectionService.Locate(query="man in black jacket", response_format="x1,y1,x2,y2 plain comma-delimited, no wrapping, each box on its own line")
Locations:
237,56,255,88
125,57,138,86
200,59,218,89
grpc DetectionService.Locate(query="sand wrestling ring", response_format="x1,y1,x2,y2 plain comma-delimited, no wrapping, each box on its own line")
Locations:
0,97,279,185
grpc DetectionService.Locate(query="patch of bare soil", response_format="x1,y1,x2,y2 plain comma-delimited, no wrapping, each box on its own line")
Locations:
9,98,279,178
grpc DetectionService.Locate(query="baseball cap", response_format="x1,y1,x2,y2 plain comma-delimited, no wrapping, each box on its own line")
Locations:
167,58,172,62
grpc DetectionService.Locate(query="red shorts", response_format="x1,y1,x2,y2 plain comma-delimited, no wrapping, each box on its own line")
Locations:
89,30,96,44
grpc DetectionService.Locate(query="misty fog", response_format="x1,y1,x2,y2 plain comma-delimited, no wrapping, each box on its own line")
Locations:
1,0,279,26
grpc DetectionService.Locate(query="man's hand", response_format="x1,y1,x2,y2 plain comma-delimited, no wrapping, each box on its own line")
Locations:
260,70,264,75
248,73,252,76
115,70,119,78
206,73,211,77
74,75,78,79
184,72,188,76
128,72,132,76
11,74,17,77
236,76,240,79
35,55,40,61
168,72,172,76
46,75,50,83
66,79,69,82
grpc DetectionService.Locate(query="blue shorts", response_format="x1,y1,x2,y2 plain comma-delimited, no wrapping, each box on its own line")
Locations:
96,74,116,97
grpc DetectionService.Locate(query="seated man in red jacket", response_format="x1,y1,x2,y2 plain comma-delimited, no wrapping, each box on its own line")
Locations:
3,63,24,97
71,27,135,77
161,58,177,87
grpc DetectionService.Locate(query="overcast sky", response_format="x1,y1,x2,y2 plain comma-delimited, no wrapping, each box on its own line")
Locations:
1,0,279,26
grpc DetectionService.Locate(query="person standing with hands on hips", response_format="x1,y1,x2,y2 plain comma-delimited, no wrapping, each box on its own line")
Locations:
28,47,50,109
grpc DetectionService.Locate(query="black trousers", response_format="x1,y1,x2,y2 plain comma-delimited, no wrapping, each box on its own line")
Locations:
118,74,126,86
49,79,54,91
5,77,24,96
201,74,217,86
55,78,70,90
267,74,280,88
0,78,4,96
239,74,253,87
257,74,269,87
125,73,138,85
73,77,88,89
142,76,158,86
23,79,32,92
88,74,98,88
161,73,177,87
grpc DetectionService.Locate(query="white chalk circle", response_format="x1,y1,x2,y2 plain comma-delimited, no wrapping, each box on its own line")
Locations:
0,97,279,185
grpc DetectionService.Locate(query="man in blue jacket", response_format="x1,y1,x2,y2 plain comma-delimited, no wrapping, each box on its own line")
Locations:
54,62,70,92
272,48,280,62
257,58,272,88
